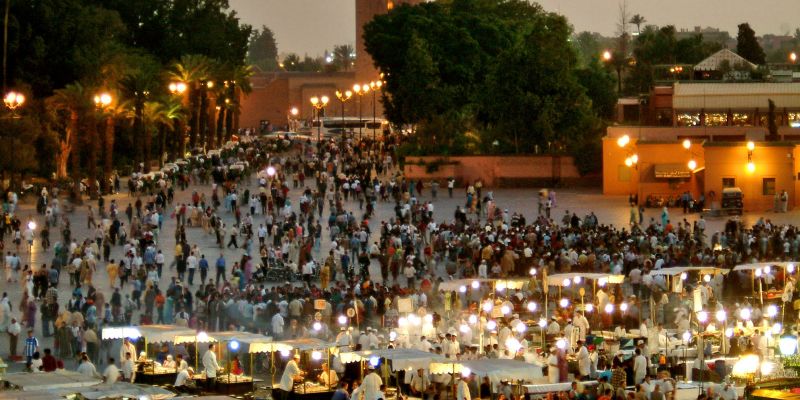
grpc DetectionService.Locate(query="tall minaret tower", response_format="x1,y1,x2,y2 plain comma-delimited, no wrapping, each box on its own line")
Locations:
355,0,424,82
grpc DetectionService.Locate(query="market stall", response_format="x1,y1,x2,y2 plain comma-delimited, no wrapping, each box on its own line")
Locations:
246,338,337,400
339,348,447,398
202,331,269,395
431,359,544,399
102,325,205,385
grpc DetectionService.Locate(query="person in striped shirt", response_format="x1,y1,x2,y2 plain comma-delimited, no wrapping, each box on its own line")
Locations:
24,330,38,364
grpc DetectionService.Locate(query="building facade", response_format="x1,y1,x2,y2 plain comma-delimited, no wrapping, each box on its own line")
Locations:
604,82,800,212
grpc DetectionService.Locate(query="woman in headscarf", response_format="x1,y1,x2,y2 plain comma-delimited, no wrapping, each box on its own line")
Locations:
163,295,175,324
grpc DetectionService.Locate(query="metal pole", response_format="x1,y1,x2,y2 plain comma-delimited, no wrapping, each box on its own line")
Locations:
372,91,377,142
358,95,362,141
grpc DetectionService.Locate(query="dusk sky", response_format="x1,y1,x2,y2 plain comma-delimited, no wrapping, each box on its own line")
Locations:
228,0,799,57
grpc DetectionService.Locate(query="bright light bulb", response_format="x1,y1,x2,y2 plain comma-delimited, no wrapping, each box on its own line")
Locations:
604,304,614,313
460,324,470,334
617,135,630,148
725,328,734,338
538,318,547,328
598,278,607,287
747,141,755,151
461,367,471,377
765,266,772,274
625,157,633,167
459,285,467,293
563,279,571,287
483,301,493,313
516,323,527,334
471,280,480,289
630,154,638,164
788,264,796,273
682,331,691,342
559,298,569,308
529,268,537,276
716,310,727,322
468,315,478,325
682,139,691,149
398,317,407,327
767,305,778,318
755,268,763,277
697,311,708,323
688,160,697,170
423,314,433,324
501,305,511,315
620,303,628,312
573,276,582,284
740,308,752,320
556,339,566,349
313,322,322,331
703,274,711,282
487,320,497,331
585,304,594,312
680,272,687,281
527,302,537,312
747,162,756,173
389,331,397,341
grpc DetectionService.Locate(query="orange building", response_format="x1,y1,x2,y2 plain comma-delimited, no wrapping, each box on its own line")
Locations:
604,82,800,212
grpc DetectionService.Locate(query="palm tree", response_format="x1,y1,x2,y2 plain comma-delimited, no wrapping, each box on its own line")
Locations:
46,83,88,198
629,14,646,34
229,64,253,136
120,73,155,167
141,101,176,164
158,98,186,164
170,54,211,152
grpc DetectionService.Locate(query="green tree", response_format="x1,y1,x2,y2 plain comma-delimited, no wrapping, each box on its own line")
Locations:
170,54,211,153
248,25,279,71
575,60,618,120
333,44,355,71
629,14,646,34
736,23,766,65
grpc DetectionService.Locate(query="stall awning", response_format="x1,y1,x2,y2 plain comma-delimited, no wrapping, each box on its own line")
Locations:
438,278,530,292
654,163,691,179
734,262,793,271
546,273,625,287
430,359,543,384
338,349,446,371
648,266,729,276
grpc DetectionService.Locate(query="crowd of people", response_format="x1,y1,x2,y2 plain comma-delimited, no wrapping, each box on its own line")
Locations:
0,133,794,400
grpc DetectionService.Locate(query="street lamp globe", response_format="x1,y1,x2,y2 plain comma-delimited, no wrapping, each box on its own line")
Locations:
602,50,612,61
321,96,329,105
290,107,299,116
27,221,36,230
682,139,691,149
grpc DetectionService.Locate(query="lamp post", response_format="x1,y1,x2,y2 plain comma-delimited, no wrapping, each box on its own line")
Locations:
288,107,299,131
369,80,383,141
310,96,329,151
790,52,797,63
352,83,370,142
335,90,352,143
3,90,24,114
26,220,35,266
94,92,114,192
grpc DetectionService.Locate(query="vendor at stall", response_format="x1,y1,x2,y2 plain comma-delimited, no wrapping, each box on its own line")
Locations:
120,338,136,364
319,362,339,387
278,353,306,398
163,355,176,369
203,343,221,389
176,354,189,372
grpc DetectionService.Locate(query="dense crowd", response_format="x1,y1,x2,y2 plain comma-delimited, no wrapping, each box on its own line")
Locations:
0,133,794,400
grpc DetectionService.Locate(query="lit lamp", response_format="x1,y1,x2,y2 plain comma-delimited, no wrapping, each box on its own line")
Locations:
746,141,756,173
767,305,778,318
529,268,537,276
368,79,383,141
740,308,752,320
335,89,353,142
310,95,330,148
688,159,697,171
559,298,569,308
527,302,537,312
602,50,612,61
471,280,480,289
3,91,25,111
790,52,797,63
697,311,708,323
338,315,347,325
779,334,798,355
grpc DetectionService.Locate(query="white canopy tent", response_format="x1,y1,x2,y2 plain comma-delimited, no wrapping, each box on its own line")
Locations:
438,278,529,292
338,348,446,372
648,266,728,276
101,325,201,344
430,359,543,384
545,273,625,287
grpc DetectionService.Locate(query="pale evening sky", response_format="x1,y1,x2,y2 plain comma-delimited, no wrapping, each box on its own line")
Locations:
228,0,799,57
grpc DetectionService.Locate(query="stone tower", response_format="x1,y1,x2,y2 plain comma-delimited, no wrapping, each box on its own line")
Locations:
355,0,424,83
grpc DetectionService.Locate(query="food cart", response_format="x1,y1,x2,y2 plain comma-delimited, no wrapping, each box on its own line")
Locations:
253,338,338,400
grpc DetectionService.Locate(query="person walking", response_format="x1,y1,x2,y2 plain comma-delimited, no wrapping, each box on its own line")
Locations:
215,254,226,285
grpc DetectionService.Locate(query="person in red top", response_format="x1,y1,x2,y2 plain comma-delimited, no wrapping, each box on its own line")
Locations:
41,348,59,372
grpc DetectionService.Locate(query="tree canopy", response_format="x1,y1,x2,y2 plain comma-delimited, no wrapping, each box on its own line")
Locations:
363,0,612,162
248,26,279,72
736,23,766,65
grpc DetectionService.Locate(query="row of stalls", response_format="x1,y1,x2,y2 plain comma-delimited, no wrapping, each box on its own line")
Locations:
101,325,340,398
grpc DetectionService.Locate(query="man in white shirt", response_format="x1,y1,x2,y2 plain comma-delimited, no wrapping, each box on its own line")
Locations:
272,312,285,339
633,348,647,384
103,357,120,383
121,352,136,382
456,375,472,400
547,348,559,384
410,368,432,400
547,316,561,335
577,340,591,380
279,354,305,399
202,343,220,390
175,368,193,388
77,354,100,378
362,366,383,400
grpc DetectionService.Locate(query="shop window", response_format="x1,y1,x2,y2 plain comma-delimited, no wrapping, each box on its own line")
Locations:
618,165,631,182
705,113,728,126
732,113,752,126
789,112,800,128
722,178,736,188
763,178,776,196
760,114,784,127
676,113,700,127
